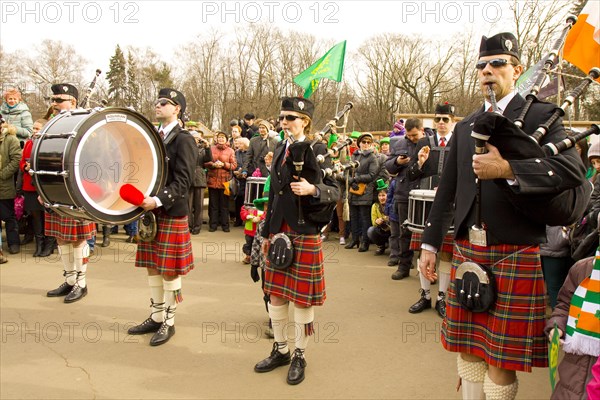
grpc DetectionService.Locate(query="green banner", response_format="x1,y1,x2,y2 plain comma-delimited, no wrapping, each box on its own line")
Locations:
294,40,346,98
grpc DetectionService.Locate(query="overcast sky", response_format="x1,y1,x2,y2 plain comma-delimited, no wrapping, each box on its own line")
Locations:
1,0,516,77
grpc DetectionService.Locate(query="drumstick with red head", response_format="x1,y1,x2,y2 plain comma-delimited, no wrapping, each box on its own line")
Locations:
120,184,145,206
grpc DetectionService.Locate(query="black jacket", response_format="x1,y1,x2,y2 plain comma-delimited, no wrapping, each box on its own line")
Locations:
422,95,586,248
385,136,420,202
407,135,452,189
157,125,198,217
262,139,339,236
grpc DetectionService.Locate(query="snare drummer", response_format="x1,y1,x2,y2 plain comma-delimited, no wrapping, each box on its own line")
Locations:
128,88,196,346
254,97,339,385
45,83,96,303
405,103,457,318
418,33,586,399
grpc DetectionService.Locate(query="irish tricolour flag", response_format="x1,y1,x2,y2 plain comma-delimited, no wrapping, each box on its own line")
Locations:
564,0,600,81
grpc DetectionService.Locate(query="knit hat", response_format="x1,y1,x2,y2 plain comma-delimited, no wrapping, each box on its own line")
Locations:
393,119,406,135
562,247,600,357
588,141,600,161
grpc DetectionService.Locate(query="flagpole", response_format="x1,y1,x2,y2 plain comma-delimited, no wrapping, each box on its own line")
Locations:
335,80,343,114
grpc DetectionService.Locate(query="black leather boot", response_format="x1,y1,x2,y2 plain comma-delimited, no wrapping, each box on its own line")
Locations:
344,239,359,249
101,225,111,247
39,237,57,257
33,235,45,257
358,241,369,252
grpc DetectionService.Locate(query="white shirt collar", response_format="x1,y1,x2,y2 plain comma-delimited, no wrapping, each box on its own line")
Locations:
438,132,452,143
484,90,517,115
159,120,179,139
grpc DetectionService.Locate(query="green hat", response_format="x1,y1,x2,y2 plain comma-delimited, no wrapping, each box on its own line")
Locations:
253,197,269,211
379,137,390,145
350,131,361,140
375,179,389,191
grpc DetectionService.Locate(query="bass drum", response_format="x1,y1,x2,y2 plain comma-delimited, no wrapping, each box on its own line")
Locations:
31,107,167,224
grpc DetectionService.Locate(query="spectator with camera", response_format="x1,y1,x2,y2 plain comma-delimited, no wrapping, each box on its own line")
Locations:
345,132,380,252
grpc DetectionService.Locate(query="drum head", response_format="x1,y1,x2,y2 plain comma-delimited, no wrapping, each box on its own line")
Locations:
66,108,166,223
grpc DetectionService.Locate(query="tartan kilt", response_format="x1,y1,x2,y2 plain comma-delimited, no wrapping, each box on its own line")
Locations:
264,222,326,307
135,213,194,276
44,212,95,241
410,231,454,254
442,239,548,372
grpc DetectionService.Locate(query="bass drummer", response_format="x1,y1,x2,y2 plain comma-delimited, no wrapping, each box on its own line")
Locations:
405,103,457,318
127,88,197,347
44,83,96,303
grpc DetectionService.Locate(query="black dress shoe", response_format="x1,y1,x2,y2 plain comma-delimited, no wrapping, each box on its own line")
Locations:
128,317,162,335
191,227,201,235
286,350,307,385
208,227,217,232
254,343,291,372
64,285,87,303
358,242,369,252
408,290,432,313
435,294,447,318
8,244,20,254
149,323,175,346
222,227,230,232
47,282,74,297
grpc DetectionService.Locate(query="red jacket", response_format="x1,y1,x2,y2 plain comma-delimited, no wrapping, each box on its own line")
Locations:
19,139,35,192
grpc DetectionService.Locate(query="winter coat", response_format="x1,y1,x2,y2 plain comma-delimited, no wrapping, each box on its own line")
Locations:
192,143,211,188
348,149,379,206
0,127,23,199
0,102,33,142
385,136,420,203
545,256,598,400
540,225,571,258
205,144,237,189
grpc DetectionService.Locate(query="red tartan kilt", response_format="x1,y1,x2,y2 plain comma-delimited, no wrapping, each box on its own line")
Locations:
135,213,194,276
442,239,548,372
44,212,95,241
410,231,453,254
264,222,325,307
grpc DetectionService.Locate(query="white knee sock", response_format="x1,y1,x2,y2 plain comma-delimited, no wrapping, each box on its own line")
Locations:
483,373,518,400
293,307,314,356
268,303,290,354
148,275,165,323
163,277,182,326
438,270,451,299
457,355,487,400
419,269,432,298
73,244,89,288
58,244,76,285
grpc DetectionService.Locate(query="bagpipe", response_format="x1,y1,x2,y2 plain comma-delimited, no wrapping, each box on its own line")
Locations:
470,22,600,228
284,102,354,225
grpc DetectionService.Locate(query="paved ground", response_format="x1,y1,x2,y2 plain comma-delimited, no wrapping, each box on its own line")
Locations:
1,227,552,399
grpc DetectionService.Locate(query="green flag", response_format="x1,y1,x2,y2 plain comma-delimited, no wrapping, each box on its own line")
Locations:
294,40,346,98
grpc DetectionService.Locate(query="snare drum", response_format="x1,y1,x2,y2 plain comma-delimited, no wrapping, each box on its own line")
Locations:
244,177,267,206
406,189,454,234
31,107,167,224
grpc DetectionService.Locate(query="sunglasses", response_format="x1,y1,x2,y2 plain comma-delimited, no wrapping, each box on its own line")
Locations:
475,58,514,70
434,117,451,123
360,140,373,144
278,114,304,122
155,98,177,107
50,97,71,104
